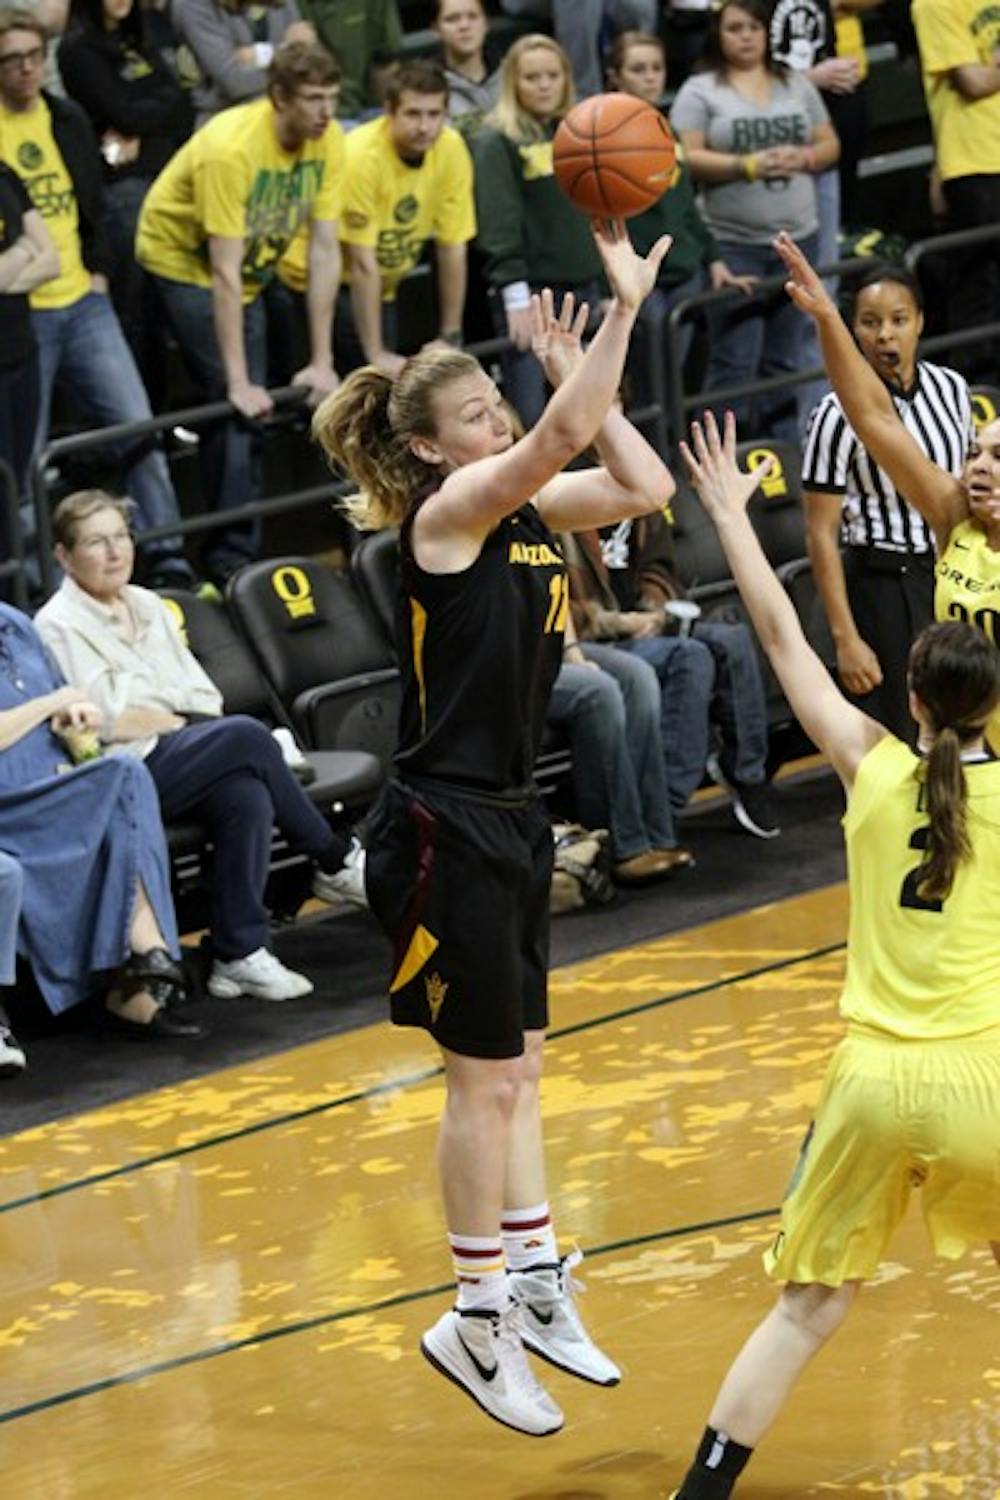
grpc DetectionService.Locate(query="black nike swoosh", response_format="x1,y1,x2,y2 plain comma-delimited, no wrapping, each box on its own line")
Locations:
527,1303,554,1327
954,540,970,549
456,1329,498,1382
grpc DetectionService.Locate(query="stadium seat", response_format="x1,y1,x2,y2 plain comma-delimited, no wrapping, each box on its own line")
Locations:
970,385,1000,431
224,558,402,772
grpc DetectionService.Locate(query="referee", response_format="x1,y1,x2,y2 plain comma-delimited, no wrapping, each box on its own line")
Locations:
802,262,973,740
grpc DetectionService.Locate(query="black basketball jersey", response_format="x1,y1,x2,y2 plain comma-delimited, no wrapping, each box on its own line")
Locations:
393,499,566,796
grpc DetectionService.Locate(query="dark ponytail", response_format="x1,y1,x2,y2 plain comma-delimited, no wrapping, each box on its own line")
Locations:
908,622,1000,901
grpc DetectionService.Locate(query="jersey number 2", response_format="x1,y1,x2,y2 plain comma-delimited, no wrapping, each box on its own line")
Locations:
544,574,569,634
898,825,944,914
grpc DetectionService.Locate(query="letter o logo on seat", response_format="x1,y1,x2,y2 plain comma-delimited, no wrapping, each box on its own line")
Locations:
746,447,787,500
271,565,316,620
972,393,997,430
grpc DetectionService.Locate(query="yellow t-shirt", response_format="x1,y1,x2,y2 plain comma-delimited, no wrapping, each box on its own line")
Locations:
280,114,475,299
840,734,1000,1039
912,0,1000,180
136,97,344,303
0,99,90,310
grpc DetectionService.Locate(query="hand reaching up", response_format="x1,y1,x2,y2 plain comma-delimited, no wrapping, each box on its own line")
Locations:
679,410,773,524
592,218,671,312
773,231,839,324
530,289,589,387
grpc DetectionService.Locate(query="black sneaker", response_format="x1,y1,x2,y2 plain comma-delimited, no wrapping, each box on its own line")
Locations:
0,1005,26,1077
707,753,781,840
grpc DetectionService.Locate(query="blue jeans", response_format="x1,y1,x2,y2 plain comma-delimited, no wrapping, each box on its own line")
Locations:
706,233,818,445
547,644,678,858
631,270,706,414
0,851,22,986
151,275,267,575
31,291,188,574
619,633,715,809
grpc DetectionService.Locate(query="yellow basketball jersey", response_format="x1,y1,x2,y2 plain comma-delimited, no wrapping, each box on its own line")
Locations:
840,735,1000,1039
934,517,1000,748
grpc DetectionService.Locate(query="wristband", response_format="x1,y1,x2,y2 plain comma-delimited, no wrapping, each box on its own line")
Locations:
501,280,531,313
253,41,274,67
742,153,758,182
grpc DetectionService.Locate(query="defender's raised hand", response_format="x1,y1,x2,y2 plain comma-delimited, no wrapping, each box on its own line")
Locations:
773,231,838,324
679,410,773,522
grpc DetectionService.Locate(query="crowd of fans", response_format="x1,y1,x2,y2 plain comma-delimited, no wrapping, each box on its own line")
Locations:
0,0,998,1079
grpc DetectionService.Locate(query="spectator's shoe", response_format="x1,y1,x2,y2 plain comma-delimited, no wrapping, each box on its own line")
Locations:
510,1250,621,1386
208,947,314,1001
0,1006,26,1076
104,990,206,1040
421,1303,564,1437
612,847,693,884
312,838,367,909
706,754,781,840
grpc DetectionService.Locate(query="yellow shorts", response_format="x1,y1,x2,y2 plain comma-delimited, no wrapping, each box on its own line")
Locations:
764,1026,1000,1285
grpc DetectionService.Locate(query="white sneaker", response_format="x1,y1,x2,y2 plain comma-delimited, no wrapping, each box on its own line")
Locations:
207,947,314,1001
0,1008,26,1077
312,837,367,910
421,1303,564,1436
510,1250,621,1386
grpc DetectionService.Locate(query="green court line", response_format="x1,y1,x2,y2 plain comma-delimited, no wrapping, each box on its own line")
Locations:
0,941,843,1216
0,1205,779,1428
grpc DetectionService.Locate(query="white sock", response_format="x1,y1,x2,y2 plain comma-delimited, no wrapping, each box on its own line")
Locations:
501,1202,559,1272
449,1233,508,1312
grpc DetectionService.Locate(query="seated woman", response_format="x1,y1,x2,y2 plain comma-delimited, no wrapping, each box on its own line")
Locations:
35,490,360,1003
0,604,199,1040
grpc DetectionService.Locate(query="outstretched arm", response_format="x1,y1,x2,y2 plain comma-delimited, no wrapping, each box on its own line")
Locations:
775,233,965,549
680,412,884,790
424,220,672,547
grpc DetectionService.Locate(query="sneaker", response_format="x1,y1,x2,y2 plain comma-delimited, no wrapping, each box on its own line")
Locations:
207,947,314,1001
510,1250,621,1386
421,1303,564,1437
0,1005,26,1077
706,753,781,840
312,837,367,910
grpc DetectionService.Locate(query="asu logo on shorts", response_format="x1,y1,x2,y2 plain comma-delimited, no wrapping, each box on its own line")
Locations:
426,971,449,1024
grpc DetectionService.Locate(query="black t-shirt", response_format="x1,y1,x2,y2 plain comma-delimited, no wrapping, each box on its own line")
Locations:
394,500,565,796
768,0,835,70
0,163,36,368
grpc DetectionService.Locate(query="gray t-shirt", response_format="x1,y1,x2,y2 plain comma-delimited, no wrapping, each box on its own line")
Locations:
670,69,828,243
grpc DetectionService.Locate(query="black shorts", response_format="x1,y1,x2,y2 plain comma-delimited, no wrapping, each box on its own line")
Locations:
364,778,553,1059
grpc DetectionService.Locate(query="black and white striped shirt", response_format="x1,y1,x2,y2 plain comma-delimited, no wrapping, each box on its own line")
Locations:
802,361,973,554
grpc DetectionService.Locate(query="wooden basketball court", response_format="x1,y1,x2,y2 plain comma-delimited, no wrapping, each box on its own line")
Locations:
1,885,997,1497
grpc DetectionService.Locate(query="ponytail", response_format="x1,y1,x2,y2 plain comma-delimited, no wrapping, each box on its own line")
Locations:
311,349,484,531
908,621,1000,902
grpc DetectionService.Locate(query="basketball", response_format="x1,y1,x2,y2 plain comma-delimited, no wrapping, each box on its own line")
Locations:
552,92,677,219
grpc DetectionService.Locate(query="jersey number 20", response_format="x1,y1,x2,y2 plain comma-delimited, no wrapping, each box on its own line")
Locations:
899,825,944,914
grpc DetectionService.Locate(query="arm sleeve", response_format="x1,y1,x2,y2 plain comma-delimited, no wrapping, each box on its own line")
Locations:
154,599,224,715
197,147,254,240
797,75,832,129
173,0,267,104
35,616,135,725
471,127,528,288
668,75,710,137
339,144,381,248
801,395,852,492
432,129,476,245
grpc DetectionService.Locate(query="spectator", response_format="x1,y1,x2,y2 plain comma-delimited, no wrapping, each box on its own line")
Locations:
912,0,1000,382
57,0,192,394
296,0,401,122
829,0,881,224
0,5,195,587
565,516,781,837
0,157,57,497
671,0,839,444
172,0,315,125
497,0,658,99
137,40,342,587
0,850,25,1073
0,600,202,1039
280,59,474,378
433,0,498,137
606,29,757,404
551,615,694,884
803,262,973,740
662,0,713,92
35,489,364,1003
473,34,600,427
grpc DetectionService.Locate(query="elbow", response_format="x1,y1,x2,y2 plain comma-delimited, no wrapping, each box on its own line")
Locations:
635,463,675,515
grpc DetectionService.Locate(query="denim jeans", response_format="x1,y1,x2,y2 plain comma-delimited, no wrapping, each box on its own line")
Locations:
499,0,657,96
0,850,22,986
693,620,768,787
547,644,678,858
631,270,706,414
619,633,715,809
706,232,819,445
31,291,187,574
151,274,267,575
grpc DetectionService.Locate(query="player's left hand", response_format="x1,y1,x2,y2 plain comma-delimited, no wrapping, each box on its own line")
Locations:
292,361,340,406
530,288,588,386
679,410,773,523
592,218,671,312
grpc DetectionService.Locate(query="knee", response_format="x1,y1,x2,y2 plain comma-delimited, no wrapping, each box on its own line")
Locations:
515,1031,545,1091
568,671,626,731
220,716,282,768
777,1281,859,1346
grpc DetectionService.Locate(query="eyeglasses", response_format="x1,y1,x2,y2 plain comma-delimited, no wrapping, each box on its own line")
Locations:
76,529,134,554
0,46,45,71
